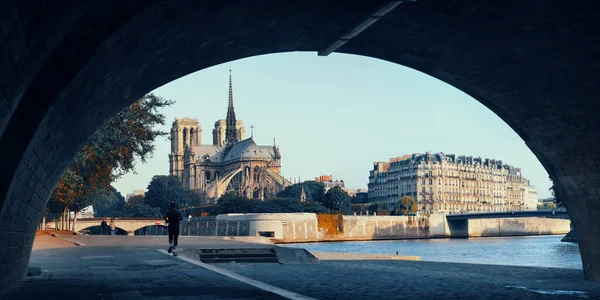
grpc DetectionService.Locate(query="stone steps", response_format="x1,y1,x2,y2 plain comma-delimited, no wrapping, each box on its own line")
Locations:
198,248,278,263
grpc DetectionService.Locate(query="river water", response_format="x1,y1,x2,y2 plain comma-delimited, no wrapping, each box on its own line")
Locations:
286,235,582,270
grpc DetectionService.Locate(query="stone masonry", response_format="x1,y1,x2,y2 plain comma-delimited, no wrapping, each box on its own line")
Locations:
0,0,599,295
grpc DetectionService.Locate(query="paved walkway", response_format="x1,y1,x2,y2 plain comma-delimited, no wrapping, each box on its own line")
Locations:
5,235,600,299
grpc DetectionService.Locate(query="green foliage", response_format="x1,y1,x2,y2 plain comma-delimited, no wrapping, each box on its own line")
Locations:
377,202,392,211
215,194,328,214
538,202,557,210
322,187,351,212
396,196,417,216
277,181,326,202
549,177,563,207
144,175,195,212
92,187,126,217
48,93,172,217
127,195,145,209
128,205,162,217
187,190,204,206
367,203,379,212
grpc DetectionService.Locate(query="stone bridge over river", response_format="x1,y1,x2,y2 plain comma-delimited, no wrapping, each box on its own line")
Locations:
73,218,166,235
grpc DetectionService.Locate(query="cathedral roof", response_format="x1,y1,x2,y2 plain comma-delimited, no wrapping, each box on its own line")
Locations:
192,145,224,162
191,138,276,163
222,138,275,162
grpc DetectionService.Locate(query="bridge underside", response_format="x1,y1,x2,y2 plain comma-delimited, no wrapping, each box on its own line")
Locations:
0,0,599,294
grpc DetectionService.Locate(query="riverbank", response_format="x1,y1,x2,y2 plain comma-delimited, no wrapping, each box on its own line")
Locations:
285,235,583,270
14,235,598,299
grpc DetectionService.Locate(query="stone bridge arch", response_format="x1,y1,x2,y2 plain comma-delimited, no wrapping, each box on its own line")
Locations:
72,219,166,235
0,0,599,292
78,225,128,236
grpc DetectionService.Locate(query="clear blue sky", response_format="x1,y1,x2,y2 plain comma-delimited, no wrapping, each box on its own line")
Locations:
112,52,551,198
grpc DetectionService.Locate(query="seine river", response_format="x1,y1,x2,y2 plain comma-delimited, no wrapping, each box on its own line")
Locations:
286,235,582,269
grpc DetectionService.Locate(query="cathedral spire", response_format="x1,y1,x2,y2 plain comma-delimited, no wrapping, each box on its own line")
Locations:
225,68,238,146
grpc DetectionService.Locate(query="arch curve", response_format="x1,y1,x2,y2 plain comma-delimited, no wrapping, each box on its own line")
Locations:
0,1,598,291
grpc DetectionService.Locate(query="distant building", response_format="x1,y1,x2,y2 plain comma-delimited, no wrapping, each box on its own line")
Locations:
354,189,369,203
367,152,537,214
70,206,94,219
169,71,291,202
315,175,345,191
524,183,539,210
126,190,145,202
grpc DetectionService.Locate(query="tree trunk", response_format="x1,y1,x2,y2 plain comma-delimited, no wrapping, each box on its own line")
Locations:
72,210,78,233
63,208,68,231
66,208,71,231
59,214,63,230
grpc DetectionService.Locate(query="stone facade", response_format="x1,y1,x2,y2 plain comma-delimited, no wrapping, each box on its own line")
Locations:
368,153,537,214
169,71,291,202
524,183,539,211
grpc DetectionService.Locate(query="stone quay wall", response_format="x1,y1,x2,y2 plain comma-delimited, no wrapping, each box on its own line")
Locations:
466,218,571,237
178,213,570,243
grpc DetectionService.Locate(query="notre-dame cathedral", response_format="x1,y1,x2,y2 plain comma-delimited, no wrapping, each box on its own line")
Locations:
168,71,291,203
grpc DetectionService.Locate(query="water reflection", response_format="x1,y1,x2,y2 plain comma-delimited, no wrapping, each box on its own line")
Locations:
287,235,582,270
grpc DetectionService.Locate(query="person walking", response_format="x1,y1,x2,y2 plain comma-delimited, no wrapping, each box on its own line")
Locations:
164,201,183,256
109,218,116,235
100,220,108,235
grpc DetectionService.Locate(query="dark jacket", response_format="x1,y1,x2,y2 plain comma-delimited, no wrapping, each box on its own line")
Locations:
100,221,107,227
164,208,183,226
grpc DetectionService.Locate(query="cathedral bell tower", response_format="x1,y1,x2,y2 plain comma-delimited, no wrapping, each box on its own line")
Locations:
225,69,238,147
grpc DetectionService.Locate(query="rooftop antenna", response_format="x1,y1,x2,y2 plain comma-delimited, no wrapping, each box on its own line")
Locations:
250,125,254,138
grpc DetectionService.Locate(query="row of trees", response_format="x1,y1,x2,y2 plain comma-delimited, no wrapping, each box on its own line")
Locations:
44,94,173,229
214,183,354,214
351,196,418,216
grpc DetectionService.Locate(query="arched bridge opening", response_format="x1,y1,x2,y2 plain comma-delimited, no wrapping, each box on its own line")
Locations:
78,226,128,236
134,225,168,236
0,1,598,294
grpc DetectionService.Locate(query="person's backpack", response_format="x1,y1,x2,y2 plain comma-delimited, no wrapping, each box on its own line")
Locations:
166,208,182,225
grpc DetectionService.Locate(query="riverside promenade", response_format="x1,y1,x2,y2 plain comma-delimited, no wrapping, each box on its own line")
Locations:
5,232,600,299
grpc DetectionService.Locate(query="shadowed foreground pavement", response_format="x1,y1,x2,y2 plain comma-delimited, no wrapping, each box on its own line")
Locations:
5,235,600,299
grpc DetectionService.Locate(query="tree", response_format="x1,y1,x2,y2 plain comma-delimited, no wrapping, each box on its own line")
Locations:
128,205,162,217
322,187,351,212
214,194,329,214
187,190,204,206
216,194,256,214
144,175,191,212
92,187,126,217
396,196,417,216
48,93,172,227
538,201,557,210
128,195,145,209
302,201,329,213
277,181,326,202
549,177,563,207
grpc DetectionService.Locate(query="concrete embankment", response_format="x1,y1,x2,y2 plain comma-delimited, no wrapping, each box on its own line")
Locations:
127,213,571,244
